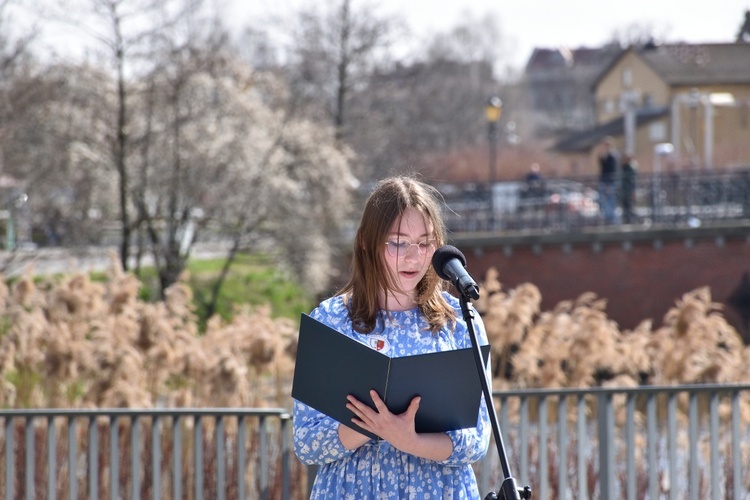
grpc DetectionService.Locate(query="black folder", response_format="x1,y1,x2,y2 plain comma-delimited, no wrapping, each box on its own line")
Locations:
292,313,491,440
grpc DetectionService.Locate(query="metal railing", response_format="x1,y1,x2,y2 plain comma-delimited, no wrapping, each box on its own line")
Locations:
478,383,750,500
0,408,292,500
4,383,749,499
440,169,750,234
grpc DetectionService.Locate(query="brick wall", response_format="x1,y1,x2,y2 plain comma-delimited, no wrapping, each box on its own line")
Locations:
455,225,750,342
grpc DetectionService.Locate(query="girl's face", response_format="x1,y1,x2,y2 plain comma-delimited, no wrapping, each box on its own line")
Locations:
380,207,436,310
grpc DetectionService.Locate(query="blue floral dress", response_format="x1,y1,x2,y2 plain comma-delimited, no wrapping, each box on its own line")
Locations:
293,292,491,499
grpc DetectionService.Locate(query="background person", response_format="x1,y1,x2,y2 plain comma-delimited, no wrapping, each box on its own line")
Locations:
293,175,491,499
598,136,620,224
620,153,638,224
523,162,545,198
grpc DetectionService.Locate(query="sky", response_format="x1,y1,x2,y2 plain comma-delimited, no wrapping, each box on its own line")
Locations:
236,0,750,70
13,0,750,71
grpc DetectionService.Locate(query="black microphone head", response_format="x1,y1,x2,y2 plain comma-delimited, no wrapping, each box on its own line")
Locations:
431,244,467,281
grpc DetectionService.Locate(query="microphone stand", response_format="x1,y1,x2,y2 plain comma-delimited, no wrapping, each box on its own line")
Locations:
458,292,531,500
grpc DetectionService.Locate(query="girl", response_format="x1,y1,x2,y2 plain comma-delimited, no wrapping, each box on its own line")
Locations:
293,175,491,498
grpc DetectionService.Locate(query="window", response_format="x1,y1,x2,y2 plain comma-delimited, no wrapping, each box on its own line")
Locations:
622,68,633,88
649,121,666,141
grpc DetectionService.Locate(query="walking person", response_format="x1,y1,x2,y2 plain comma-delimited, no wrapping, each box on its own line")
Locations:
598,136,620,224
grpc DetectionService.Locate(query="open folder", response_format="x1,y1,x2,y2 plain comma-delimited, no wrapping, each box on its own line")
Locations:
292,313,491,440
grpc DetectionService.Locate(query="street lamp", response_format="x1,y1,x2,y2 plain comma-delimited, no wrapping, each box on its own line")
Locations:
485,96,502,184
485,96,502,230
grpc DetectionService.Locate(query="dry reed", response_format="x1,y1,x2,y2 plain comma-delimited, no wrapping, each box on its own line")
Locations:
0,257,297,411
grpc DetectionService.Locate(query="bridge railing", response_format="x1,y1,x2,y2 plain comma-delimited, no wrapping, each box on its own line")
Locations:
439,169,750,233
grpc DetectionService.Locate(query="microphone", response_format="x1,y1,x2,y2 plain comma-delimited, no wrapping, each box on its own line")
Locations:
431,245,480,300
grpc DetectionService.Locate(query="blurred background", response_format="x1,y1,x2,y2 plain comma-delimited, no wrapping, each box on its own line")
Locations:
2,0,749,291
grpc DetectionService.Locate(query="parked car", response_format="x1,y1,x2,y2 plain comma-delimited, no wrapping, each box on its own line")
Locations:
517,179,597,216
544,179,599,218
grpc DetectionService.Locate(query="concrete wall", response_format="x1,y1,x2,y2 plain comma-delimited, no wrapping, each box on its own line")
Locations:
453,222,750,342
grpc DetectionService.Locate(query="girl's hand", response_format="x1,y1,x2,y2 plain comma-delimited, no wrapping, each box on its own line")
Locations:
346,390,421,454
346,390,453,460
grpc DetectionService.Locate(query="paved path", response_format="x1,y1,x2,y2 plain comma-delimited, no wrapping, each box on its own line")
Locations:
0,241,231,278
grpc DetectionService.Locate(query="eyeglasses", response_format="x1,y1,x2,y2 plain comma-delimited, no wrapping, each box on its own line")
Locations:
384,240,436,258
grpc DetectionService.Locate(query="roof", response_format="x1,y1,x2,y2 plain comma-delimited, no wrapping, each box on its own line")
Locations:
640,43,750,85
552,107,669,153
593,42,750,89
526,45,622,74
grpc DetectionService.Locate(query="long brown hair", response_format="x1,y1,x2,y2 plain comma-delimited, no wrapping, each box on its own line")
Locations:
339,176,457,334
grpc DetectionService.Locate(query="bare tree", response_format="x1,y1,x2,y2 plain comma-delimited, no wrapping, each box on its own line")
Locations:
284,0,401,143
738,10,750,43
40,0,205,272
3,0,354,304
609,22,670,48
424,11,506,70
344,13,507,181
2,59,125,247
256,4,514,183
0,0,37,176
0,0,36,82
128,26,354,297
0,1,49,262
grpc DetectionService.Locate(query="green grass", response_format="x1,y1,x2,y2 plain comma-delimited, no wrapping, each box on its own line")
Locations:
185,253,312,325
64,252,312,329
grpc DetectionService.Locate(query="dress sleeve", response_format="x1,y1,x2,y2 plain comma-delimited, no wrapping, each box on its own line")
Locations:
292,400,356,465
439,305,492,466
292,299,358,465
440,395,491,466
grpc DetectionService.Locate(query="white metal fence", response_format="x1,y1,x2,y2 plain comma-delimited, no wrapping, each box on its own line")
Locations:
3,384,749,499
0,408,292,500
478,384,750,500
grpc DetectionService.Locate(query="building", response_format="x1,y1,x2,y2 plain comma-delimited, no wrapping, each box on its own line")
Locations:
524,45,622,138
552,42,750,174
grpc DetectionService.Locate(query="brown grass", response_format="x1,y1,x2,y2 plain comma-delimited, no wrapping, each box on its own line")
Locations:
0,257,297,411
0,257,745,413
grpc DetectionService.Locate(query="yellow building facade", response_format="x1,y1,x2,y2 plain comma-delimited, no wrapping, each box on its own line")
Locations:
556,43,750,174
